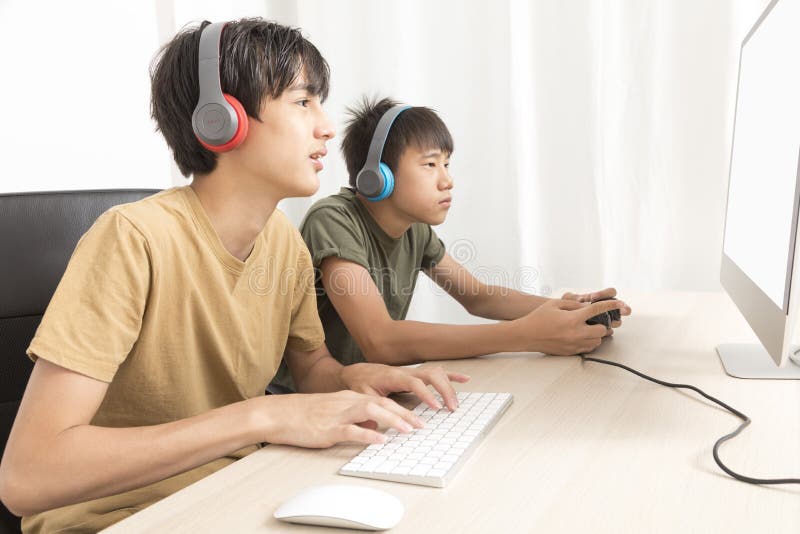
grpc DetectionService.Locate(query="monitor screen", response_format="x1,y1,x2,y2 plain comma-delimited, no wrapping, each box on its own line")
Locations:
722,0,800,313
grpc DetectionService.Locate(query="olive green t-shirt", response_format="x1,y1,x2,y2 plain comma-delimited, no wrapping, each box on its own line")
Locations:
270,187,445,393
22,186,324,533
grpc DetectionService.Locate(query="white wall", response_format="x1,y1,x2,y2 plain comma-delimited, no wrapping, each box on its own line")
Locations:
0,1,776,324
0,1,174,193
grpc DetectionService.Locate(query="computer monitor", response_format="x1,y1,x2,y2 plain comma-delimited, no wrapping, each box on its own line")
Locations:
717,0,800,379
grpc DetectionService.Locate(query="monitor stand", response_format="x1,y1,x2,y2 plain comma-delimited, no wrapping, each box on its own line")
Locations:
717,344,800,379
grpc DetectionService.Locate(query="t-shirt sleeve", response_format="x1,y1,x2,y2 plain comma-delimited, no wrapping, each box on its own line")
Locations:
420,225,446,269
26,209,151,382
300,207,370,270
285,234,326,352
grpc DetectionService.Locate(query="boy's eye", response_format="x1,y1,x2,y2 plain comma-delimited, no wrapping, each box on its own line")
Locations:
425,162,436,167
297,99,310,108
444,162,450,168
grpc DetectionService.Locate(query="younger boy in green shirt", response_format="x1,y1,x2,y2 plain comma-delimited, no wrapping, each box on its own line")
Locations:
272,97,630,391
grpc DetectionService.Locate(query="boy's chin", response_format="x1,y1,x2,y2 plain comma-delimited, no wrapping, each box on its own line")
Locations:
289,176,320,198
423,212,449,226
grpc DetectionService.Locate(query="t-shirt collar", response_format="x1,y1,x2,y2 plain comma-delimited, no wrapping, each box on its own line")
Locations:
341,187,405,248
180,186,267,274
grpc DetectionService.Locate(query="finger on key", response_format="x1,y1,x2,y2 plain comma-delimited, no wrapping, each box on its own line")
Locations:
343,424,386,445
375,395,424,428
356,401,415,434
420,367,459,411
402,375,442,412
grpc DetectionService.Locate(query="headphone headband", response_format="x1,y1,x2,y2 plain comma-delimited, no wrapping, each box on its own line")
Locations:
356,104,411,199
197,22,226,104
363,105,411,171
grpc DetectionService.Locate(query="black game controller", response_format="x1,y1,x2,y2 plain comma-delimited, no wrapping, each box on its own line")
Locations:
585,296,621,328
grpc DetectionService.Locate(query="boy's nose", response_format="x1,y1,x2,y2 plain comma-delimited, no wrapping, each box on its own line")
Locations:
316,113,336,140
439,171,453,190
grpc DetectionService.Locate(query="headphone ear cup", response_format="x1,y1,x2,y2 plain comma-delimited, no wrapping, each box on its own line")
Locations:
201,94,249,153
221,94,249,151
374,162,395,200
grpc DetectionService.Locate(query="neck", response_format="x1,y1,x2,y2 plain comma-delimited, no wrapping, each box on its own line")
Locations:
190,164,279,261
356,194,413,239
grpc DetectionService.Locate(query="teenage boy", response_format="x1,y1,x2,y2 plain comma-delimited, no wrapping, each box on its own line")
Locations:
271,97,631,392
0,22,467,533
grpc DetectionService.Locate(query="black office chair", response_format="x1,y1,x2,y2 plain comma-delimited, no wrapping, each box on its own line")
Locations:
0,189,158,534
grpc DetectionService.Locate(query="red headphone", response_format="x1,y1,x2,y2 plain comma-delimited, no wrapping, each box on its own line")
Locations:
191,22,249,153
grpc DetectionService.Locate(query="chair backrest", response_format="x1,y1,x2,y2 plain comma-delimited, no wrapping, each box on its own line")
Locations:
0,189,158,533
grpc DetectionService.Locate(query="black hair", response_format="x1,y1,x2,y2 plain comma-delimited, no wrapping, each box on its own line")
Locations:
340,96,454,188
150,18,330,177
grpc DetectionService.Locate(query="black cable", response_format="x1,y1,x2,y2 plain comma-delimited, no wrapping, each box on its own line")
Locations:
579,354,800,485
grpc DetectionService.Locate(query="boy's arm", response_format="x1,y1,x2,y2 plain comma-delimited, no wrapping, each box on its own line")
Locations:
425,253,549,320
0,359,423,517
283,344,469,410
319,256,623,365
426,253,630,326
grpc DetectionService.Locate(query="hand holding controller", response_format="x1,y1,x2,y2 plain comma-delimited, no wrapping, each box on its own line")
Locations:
585,296,622,328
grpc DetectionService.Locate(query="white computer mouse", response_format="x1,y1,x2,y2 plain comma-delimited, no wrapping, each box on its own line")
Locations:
274,484,404,531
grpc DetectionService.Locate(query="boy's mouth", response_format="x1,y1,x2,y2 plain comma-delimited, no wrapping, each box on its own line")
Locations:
439,196,452,207
309,148,327,171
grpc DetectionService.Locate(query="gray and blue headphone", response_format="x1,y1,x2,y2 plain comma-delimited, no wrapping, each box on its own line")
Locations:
355,104,411,201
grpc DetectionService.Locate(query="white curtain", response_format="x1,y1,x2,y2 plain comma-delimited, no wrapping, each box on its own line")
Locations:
266,0,773,323
0,0,773,324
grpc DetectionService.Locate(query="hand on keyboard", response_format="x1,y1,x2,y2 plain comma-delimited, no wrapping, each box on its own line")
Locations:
262,390,424,448
340,362,471,411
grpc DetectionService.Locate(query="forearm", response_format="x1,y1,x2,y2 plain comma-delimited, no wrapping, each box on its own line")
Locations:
293,353,346,394
469,288,550,320
364,320,524,365
2,396,266,516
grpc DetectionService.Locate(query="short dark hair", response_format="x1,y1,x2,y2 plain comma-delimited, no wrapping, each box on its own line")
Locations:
340,96,454,188
150,18,330,177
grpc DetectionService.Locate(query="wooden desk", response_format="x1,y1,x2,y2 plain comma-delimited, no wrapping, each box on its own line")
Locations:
104,292,800,533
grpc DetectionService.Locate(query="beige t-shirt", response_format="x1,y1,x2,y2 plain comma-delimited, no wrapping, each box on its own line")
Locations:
22,186,324,533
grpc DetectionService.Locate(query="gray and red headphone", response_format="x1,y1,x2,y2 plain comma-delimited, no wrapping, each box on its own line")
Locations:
192,22,249,152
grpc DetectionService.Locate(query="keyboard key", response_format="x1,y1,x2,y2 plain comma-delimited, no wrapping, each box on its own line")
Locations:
410,466,431,476
376,461,398,473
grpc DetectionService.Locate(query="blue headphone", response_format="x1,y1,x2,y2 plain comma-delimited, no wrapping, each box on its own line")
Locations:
355,104,411,201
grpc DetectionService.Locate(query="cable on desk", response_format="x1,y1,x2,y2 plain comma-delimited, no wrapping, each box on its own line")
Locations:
579,354,800,485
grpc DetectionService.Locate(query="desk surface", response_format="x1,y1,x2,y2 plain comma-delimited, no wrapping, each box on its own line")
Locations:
104,292,800,533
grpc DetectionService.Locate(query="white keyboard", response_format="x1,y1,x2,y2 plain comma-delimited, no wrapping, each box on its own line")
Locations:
339,392,513,487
